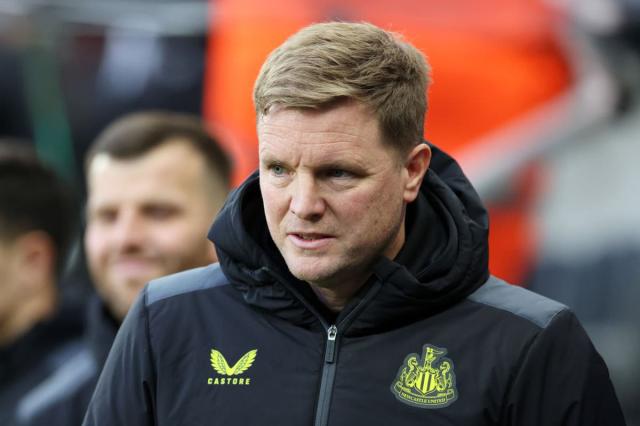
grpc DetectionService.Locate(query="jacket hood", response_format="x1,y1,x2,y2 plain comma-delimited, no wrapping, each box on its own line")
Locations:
209,143,489,334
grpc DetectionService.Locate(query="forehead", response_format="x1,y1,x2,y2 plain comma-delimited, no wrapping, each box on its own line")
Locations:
87,141,210,206
257,103,397,163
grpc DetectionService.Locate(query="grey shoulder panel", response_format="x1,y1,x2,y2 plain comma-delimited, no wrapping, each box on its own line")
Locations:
146,262,230,306
16,348,97,422
467,276,568,328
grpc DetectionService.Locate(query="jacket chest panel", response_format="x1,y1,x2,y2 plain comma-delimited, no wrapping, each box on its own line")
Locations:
148,294,523,425
152,310,326,425
323,314,513,425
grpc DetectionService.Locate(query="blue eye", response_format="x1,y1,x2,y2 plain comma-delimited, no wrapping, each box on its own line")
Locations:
328,169,349,178
271,165,286,176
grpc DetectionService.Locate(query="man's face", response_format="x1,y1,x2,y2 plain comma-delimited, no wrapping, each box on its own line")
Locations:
85,140,225,320
0,238,20,336
258,102,426,291
0,231,53,343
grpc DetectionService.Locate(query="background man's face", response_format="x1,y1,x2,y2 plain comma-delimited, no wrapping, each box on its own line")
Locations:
0,238,21,336
0,231,54,343
258,102,413,290
85,140,223,320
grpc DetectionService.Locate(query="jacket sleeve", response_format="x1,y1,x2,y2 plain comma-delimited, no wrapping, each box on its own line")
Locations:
82,288,156,426
504,309,626,426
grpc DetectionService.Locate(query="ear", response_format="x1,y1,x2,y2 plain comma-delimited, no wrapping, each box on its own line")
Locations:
15,231,56,291
403,143,431,203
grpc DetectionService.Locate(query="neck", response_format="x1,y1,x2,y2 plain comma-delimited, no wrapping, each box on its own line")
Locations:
309,275,369,313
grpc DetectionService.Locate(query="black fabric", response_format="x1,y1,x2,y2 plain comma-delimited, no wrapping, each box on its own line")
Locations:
0,308,82,426
19,296,118,426
84,297,119,369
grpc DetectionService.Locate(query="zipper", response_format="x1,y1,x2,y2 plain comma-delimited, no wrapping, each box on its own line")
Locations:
312,281,383,426
324,325,338,363
314,325,339,426
262,267,383,426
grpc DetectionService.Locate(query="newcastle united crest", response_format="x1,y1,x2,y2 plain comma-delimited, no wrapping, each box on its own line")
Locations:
390,344,458,409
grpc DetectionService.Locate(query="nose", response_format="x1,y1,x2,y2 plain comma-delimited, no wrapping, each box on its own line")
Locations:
289,174,325,221
112,210,146,253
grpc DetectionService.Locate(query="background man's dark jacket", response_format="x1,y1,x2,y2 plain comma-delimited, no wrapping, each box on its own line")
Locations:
0,309,82,426
15,296,118,426
82,144,626,426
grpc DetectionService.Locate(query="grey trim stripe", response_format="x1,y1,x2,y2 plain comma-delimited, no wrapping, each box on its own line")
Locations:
146,262,229,306
17,348,97,422
467,276,567,328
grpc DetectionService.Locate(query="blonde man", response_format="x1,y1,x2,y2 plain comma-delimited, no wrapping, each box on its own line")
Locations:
83,23,624,426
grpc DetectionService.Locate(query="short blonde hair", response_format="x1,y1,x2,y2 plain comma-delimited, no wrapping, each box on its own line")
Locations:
253,21,431,153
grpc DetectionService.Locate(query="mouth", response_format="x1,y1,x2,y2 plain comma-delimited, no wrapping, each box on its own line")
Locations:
111,258,157,274
287,232,334,250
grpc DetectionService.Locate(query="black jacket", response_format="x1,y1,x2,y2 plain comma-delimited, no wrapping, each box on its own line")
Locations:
82,145,626,426
17,296,118,426
0,308,82,426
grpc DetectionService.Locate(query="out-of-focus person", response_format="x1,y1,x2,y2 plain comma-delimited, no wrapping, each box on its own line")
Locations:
17,112,231,426
0,141,80,425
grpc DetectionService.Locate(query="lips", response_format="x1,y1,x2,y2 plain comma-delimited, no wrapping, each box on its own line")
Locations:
110,258,158,276
287,232,334,250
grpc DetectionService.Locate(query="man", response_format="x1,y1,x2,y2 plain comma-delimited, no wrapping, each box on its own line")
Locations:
83,23,626,425
20,112,231,426
0,141,80,425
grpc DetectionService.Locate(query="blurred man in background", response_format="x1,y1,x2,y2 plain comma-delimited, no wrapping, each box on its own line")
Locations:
18,112,231,426
0,141,80,425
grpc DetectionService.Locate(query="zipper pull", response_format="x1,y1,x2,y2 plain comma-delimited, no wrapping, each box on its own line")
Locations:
324,325,338,364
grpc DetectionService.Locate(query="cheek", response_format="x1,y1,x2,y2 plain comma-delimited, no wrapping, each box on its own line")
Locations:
85,229,108,263
260,186,288,223
346,187,402,227
156,223,208,254
153,228,189,253
340,189,385,219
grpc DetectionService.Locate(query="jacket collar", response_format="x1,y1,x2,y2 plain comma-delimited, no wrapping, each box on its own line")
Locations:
85,296,120,367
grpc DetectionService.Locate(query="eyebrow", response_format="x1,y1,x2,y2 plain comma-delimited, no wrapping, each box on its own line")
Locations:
259,155,283,167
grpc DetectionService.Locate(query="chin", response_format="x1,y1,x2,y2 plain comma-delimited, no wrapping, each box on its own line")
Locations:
113,275,152,292
285,259,340,285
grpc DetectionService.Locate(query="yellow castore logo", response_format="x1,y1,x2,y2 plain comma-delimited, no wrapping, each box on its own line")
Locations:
207,348,257,386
